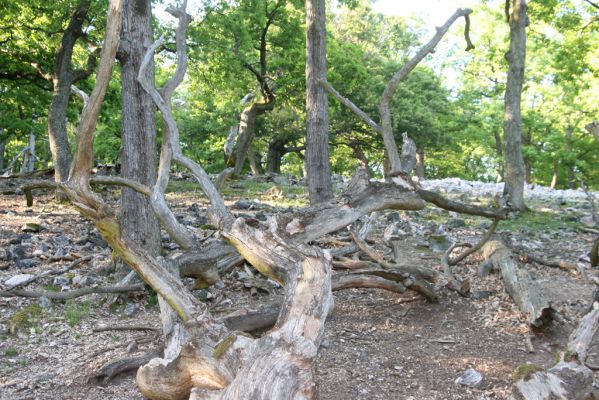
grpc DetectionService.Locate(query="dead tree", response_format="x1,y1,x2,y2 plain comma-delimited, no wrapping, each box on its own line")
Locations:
22,3,508,399
320,8,474,181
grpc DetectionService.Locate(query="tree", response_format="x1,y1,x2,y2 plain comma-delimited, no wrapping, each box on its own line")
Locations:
502,0,528,211
117,0,160,254
305,0,333,203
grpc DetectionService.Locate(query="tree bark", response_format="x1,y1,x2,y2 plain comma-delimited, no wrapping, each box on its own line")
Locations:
566,127,576,189
118,0,160,254
585,121,599,143
48,0,92,186
502,0,528,211
306,0,333,204
551,159,559,189
494,130,504,182
415,149,425,179
266,139,286,174
0,135,5,171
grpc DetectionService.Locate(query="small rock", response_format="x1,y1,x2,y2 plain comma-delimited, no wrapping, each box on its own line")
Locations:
471,290,495,300
581,215,596,228
320,340,330,349
53,276,70,286
10,233,31,245
272,175,290,186
447,218,466,228
17,258,38,269
455,368,483,387
124,303,140,317
126,340,138,353
428,234,453,253
4,274,34,288
72,274,97,287
39,296,52,309
195,289,214,302
73,236,89,245
213,281,225,290
233,199,253,210
358,350,369,362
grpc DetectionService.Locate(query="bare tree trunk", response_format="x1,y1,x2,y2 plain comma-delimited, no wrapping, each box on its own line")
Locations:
502,0,528,211
0,135,5,171
266,139,286,174
586,121,599,143
25,130,36,173
551,159,558,189
48,0,92,186
415,149,425,179
247,147,264,176
494,130,504,182
306,0,333,204
522,131,532,184
118,0,160,254
566,127,576,189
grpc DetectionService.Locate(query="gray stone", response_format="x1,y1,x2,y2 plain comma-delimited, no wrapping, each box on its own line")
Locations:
4,273,34,288
447,218,466,228
358,350,369,362
428,234,453,253
124,303,140,317
72,274,97,287
126,340,138,353
53,276,70,286
581,215,597,228
233,199,253,210
17,258,38,269
39,296,52,309
455,368,482,387
10,233,31,245
272,174,290,186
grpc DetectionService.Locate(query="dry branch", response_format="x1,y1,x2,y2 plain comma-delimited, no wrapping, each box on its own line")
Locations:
3,256,92,290
92,324,159,333
441,243,470,296
449,219,499,265
418,189,508,219
482,240,553,328
94,350,161,383
0,284,145,300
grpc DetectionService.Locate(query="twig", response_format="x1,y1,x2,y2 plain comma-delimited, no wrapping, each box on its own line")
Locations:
92,324,159,333
4,256,92,290
449,219,500,265
0,284,145,299
441,243,470,296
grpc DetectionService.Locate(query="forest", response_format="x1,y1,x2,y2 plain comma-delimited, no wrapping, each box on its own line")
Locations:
0,0,598,399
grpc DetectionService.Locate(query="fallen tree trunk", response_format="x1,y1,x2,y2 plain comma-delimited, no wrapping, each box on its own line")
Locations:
481,240,554,328
511,302,599,400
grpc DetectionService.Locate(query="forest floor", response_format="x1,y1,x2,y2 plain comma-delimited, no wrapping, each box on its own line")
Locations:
0,174,598,400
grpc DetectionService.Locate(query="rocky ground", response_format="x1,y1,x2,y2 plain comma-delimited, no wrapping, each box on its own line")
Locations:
0,174,598,400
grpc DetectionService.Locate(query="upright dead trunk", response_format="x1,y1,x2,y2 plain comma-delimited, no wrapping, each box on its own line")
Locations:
247,147,264,176
22,130,36,174
551,159,558,189
0,135,5,171
48,0,92,185
306,0,333,204
494,130,504,182
502,0,528,211
415,149,425,179
118,0,160,254
566,127,576,189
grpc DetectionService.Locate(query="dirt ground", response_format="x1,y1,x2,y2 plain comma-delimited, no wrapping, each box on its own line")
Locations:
1,176,598,400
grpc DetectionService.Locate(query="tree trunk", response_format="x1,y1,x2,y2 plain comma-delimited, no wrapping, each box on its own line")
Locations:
415,149,425,179
0,135,5,171
502,0,528,211
228,99,273,175
247,146,264,176
494,130,504,182
551,159,558,189
306,0,333,204
47,0,91,185
22,130,36,174
522,131,532,184
566,127,576,189
266,139,286,174
586,121,599,143
118,0,160,254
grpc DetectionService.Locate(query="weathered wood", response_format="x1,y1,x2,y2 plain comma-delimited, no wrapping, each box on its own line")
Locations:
591,237,599,268
511,303,599,400
449,219,500,265
95,350,161,383
418,189,508,220
482,240,553,327
0,284,145,300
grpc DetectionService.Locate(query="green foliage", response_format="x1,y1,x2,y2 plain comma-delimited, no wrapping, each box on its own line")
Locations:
512,364,545,381
64,300,91,327
9,304,42,335
4,347,18,357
